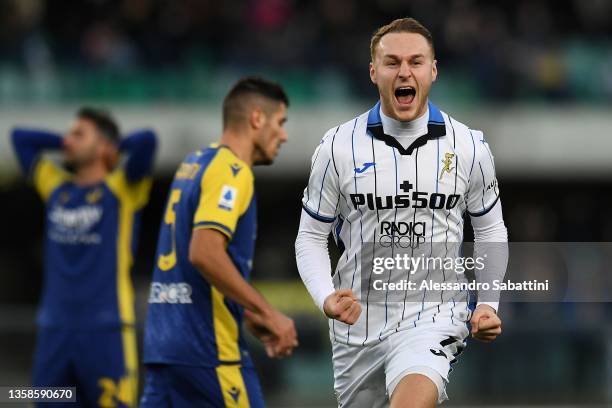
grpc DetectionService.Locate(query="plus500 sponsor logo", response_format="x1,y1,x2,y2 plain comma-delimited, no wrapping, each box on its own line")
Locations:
148,282,193,304
349,191,460,211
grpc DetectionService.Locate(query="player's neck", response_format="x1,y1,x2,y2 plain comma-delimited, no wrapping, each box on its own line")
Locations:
73,162,109,186
219,131,254,166
379,104,429,138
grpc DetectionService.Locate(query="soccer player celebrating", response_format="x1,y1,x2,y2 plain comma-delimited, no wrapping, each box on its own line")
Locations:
10,108,157,407
141,77,297,407
296,18,508,407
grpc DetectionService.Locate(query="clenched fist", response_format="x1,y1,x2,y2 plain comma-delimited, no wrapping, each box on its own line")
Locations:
323,289,361,325
470,304,502,342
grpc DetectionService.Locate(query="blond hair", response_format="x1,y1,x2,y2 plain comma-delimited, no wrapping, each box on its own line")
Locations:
370,17,435,61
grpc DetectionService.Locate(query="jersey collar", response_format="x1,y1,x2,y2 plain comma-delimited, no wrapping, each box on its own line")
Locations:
366,100,446,155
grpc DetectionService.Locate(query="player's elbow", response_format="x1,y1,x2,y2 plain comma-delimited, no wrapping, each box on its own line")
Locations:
188,243,209,271
473,220,508,242
10,128,24,150
10,129,33,174
189,249,223,282
294,230,312,260
140,129,158,153
294,231,303,255
295,228,328,254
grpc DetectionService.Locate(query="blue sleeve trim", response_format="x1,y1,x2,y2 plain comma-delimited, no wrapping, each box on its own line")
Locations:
302,204,336,223
120,129,158,182
10,128,63,176
467,195,500,217
193,221,233,238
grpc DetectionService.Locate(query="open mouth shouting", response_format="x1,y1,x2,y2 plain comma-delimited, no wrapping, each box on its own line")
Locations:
394,86,416,107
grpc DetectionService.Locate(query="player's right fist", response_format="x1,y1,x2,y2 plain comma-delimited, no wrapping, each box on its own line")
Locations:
323,289,361,325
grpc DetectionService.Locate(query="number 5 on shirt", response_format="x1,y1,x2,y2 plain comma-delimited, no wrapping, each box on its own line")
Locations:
158,189,182,271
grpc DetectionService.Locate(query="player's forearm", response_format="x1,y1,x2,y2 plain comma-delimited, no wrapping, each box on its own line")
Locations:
191,246,273,318
471,200,508,312
119,129,158,182
10,128,63,175
295,210,336,311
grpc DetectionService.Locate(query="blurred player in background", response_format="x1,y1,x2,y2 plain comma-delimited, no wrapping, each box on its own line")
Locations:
296,18,508,407
141,77,297,407
10,108,157,407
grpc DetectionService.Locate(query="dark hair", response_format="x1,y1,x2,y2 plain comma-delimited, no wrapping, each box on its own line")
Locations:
222,76,289,129
76,107,120,144
370,17,435,60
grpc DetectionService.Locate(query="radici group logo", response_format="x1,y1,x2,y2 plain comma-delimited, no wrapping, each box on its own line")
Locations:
378,221,426,249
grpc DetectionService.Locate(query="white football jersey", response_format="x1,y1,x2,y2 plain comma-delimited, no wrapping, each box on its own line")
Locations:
301,101,500,346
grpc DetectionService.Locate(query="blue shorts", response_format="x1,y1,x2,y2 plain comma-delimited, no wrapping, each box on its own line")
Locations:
140,363,264,408
32,326,138,408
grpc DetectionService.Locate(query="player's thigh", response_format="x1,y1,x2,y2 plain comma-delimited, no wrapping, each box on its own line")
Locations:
73,326,138,408
32,328,75,387
385,323,468,405
164,364,262,408
389,370,439,408
332,340,388,408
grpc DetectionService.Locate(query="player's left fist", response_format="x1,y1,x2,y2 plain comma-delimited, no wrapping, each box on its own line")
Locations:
470,304,502,343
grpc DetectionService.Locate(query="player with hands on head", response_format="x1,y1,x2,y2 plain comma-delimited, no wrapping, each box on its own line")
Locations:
10,107,157,407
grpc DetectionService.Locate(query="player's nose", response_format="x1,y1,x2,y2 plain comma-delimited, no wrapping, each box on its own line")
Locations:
279,130,288,143
398,60,412,79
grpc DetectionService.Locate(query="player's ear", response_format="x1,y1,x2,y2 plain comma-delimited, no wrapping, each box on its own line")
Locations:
431,59,438,82
249,108,265,130
101,140,119,170
369,61,377,84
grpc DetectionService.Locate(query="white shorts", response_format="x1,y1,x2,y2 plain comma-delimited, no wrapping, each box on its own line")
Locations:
331,322,469,407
